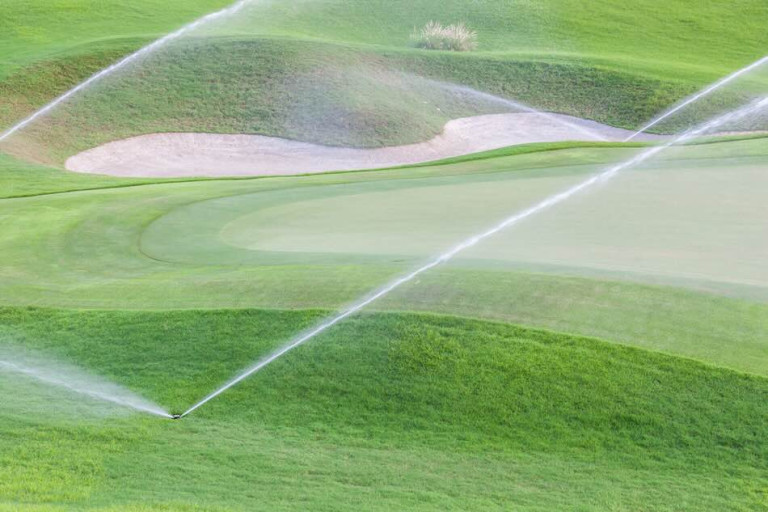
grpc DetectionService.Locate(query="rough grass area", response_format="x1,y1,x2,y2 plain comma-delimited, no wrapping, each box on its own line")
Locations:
1,38,691,164
2,0,767,161
1,308,767,511
411,21,478,51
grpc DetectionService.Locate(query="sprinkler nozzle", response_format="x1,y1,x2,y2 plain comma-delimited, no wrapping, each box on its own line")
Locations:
171,414,182,420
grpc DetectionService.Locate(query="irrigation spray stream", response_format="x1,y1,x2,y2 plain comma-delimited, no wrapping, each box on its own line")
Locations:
181,95,768,418
0,359,172,418
435,80,608,141
0,0,258,143
624,55,768,141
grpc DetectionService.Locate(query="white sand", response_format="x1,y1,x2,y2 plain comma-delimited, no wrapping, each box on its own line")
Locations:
66,113,658,177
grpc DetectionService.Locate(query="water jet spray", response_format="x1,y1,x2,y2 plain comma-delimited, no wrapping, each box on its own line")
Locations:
430,79,608,141
625,55,768,141
0,0,259,143
180,95,768,418
0,357,172,418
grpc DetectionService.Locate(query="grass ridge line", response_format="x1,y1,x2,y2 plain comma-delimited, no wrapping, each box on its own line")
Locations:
4,304,765,383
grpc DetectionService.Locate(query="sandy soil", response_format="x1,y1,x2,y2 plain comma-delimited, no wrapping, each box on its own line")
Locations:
66,113,659,177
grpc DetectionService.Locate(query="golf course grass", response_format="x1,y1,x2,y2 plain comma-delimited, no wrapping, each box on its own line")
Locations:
2,308,768,511
2,139,767,374
2,130,768,512
3,0,768,163
2,0,768,510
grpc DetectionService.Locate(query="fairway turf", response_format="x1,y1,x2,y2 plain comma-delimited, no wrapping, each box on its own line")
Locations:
2,1,768,511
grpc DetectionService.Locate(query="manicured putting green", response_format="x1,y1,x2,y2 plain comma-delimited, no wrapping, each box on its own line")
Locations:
144,155,768,292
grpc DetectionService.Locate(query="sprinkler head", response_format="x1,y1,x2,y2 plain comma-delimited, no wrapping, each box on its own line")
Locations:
171,414,182,420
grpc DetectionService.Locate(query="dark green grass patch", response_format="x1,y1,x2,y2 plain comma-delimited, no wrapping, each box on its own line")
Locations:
2,0,767,161
1,308,767,510
0,38,704,162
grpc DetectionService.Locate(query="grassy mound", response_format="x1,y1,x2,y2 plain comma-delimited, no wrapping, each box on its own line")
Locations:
4,37,688,164
1,307,767,510
2,0,767,162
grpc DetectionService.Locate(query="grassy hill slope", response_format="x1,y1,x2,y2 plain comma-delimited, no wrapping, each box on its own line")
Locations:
1,0,767,162
1,308,767,511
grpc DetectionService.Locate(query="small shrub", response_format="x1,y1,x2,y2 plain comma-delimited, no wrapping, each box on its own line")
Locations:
411,21,478,52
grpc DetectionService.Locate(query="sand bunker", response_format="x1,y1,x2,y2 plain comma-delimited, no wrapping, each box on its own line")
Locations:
66,113,657,177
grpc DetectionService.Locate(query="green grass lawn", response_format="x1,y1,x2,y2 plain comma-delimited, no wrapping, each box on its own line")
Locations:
2,0,767,162
4,0,766,76
200,158,767,290
2,308,767,511
1,36,690,163
0,0,229,76
2,2,768,510
1,139,766,376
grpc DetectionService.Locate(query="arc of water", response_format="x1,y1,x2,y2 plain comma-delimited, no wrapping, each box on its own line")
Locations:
625,55,768,141
433,80,608,141
0,0,257,143
0,359,172,418
181,95,768,418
